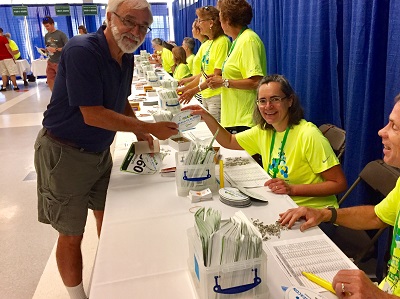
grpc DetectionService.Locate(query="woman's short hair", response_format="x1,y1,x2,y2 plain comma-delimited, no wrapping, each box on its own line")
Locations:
183,37,195,52
172,46,187,65
217,0,253,27
152,38,163,46
253,74,305,130
196,6,225,39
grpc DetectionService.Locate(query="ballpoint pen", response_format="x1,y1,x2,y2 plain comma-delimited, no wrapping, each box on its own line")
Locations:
302,271,336,294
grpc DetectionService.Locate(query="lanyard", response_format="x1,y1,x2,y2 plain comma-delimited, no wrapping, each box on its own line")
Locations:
201,40,214,72
222,26,247,72
268,127,290,178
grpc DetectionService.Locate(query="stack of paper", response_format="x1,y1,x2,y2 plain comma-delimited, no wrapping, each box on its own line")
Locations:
194,208,262,267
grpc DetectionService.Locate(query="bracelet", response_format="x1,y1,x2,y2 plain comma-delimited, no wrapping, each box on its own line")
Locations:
198,84,202,93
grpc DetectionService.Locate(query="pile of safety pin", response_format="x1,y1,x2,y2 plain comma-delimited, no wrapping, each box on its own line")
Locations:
252,218,288,241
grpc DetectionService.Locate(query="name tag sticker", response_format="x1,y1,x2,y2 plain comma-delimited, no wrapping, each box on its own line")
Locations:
172,110,201,131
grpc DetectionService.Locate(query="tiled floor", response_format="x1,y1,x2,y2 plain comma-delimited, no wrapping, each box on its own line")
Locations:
0,79,97,299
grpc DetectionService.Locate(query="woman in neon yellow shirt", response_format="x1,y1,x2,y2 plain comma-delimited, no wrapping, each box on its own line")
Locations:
171,46,191,81
207,0,266,134
183,74,347,211
179,20,208,87
150,38,174,75
182,37,195,75
178,6,231,122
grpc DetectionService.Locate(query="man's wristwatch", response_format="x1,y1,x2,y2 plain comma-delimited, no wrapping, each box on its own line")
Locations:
223,79,230,88
327,206,337,224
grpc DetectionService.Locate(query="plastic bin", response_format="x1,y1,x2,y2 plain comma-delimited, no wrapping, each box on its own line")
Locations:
187,228,269,299
175,152,217,196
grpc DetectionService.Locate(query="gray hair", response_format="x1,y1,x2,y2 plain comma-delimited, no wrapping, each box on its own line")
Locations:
183,37,195,52
106,0,153,25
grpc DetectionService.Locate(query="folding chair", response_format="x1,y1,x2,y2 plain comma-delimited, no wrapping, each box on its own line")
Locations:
319,124,346,159
332,160,400,280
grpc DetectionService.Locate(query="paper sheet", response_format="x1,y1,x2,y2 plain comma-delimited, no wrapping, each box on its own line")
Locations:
266,234,357,292
224,160,271,188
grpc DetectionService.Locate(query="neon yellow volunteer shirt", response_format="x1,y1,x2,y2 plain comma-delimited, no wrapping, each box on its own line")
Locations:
221,29,266,127
236,120,340,209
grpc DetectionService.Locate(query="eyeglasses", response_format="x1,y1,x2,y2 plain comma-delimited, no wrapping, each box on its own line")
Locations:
197,18,211,23
256,96,287,106
113,12,152,34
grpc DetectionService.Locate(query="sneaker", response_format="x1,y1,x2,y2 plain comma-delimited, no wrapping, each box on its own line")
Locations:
13,86,20,91
24,80,29,86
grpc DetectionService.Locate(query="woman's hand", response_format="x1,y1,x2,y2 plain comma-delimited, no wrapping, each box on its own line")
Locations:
179,77,192,86
181,105,210,120
206,75,224,89
265,178,292,195
178,88,197,104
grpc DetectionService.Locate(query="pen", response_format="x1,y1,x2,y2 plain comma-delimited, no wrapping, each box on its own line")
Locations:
302,271,336,294
219,160,224,189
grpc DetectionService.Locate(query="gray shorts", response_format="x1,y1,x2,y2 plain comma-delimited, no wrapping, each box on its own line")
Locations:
34,128,113,236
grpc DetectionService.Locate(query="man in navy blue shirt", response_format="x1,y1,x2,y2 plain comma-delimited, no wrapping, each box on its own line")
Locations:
34,0,178,298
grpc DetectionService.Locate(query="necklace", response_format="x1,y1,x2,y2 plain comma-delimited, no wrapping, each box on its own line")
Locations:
268,127,290,178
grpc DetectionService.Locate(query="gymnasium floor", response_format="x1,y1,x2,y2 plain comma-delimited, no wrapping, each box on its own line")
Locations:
0,79,97,299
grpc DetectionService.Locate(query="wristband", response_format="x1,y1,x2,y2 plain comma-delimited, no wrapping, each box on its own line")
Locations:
198,84,202,93
327,206,337,223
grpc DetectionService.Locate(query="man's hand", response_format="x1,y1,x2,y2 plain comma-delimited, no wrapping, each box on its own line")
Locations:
135,132,154,150
278,206,327,231
46,46,57,54
332,269,390,299
148,121,178,140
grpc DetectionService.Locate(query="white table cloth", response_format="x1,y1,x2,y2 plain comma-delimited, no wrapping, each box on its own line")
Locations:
31,58,47,77
89,131,340,299
15,59,30,78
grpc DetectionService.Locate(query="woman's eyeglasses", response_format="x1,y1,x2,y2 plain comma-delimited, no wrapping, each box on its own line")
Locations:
256,96,287,106
113,12,152,34
197,18,211,23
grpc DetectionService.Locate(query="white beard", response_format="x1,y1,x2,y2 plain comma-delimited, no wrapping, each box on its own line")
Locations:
110,24,141,53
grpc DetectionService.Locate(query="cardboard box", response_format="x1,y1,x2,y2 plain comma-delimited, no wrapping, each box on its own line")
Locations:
169,136,191,151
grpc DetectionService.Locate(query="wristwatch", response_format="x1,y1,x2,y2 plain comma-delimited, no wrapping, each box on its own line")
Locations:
327,206,337,224
223,79,230,88
55,47,59,52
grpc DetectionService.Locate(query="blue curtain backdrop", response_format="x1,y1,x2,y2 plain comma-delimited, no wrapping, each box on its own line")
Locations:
0,4,106,62
172,0,400,208
134,3,170,55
